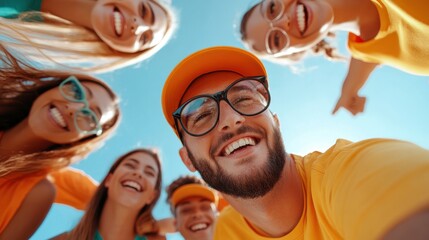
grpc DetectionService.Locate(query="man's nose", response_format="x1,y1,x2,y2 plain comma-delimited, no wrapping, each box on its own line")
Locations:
216,101,245,132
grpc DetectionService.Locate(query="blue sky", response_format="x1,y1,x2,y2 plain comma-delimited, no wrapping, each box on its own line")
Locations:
32,0,429,239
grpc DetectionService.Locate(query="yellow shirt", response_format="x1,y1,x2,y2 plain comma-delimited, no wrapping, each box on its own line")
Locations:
348,0,429,75
214,139,429,240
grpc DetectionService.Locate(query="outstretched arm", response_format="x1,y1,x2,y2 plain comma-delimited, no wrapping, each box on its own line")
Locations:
332,57,379,115
0,178,55,240
50,167,98,210
382,206,429,240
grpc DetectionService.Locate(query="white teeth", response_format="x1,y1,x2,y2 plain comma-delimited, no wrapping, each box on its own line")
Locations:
49,107,66,128
190,223,209,232
113,11,123,35
296,4,306,34
224,137,256,156
122,180,142,192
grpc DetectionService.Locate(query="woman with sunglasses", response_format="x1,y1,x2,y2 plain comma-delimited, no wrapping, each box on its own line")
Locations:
52,148,166,240
0,44,121,239
0,0,177,73
240,0,429,115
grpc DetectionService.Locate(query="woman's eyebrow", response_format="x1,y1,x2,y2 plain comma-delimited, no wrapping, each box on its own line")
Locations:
145,165,157,173
148,2,156,24
127,158,140,165
84,86,93,98
94,106,102,119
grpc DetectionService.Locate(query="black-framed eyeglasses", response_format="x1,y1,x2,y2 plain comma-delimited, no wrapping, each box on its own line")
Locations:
173,76,270,137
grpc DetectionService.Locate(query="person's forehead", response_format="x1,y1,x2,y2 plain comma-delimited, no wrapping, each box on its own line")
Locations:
180,71,243,104
244,4,267,53
125,152,158,170
176,196,214,208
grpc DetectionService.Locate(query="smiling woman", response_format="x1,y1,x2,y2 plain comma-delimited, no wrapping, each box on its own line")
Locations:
0,0,177,73
240,0,429,115
0,43,121,239
60,148,167,240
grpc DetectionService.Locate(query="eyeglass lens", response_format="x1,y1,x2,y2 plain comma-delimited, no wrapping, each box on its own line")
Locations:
60,78,101,134
179,78,269,136
261,0,290,55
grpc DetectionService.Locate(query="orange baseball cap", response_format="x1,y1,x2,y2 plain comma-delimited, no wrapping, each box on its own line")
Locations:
170,183,219,209
161,46,267,136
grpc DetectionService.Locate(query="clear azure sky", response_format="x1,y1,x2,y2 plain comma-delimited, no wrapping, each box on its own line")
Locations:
32,0,429,239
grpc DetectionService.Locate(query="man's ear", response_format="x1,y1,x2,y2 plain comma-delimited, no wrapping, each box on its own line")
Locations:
179,147,197,172
272,112,280,127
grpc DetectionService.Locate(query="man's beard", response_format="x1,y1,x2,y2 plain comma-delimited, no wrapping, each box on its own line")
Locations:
187,126,286,199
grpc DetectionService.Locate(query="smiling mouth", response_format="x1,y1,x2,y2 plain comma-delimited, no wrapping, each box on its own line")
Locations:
113,7,124,36
49,105,68,130
189,222,210,232
121,180,143,192
221,137,258,156
296,2,309,35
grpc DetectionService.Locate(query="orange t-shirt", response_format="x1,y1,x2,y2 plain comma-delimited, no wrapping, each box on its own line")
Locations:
0,167,98,232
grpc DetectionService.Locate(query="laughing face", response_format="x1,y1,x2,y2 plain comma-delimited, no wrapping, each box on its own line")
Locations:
242,0,333,55
105,151,159,209
175,196,217,240
28,80,116,144
91,0,169,53
179,71,286,199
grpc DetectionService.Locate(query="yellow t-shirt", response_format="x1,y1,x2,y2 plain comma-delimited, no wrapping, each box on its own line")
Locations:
214,138,429,240
348,0,429,75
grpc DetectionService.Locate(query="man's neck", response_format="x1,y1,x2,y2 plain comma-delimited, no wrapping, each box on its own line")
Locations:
98,199,139,240
224,154,304,237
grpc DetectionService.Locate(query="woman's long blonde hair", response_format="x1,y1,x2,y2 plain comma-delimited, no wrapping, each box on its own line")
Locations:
0,0,177,73
0,44,121,176
68,149,163,240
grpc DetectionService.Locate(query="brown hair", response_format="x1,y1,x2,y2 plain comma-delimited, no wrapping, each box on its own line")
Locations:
240,3,345,64
166,175,206,214
0,43,121,176
0,0,178,73
68,148,163,239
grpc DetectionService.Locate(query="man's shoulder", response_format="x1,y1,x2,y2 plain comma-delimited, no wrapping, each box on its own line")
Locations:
218,205,242,222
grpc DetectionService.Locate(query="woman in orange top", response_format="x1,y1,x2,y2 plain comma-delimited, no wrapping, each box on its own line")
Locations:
0,43,121,239
240,0,429,115
54,149,167,240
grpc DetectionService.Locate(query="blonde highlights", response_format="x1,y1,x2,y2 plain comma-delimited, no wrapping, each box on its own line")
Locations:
0,0,177,73
0,44,121,176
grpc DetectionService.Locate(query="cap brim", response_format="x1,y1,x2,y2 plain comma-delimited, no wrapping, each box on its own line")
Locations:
162,46,267,136
170,184,219,208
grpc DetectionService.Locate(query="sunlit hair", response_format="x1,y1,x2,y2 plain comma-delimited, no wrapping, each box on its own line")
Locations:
0,44,121,176
166,175,207,214
240,3,346,67
68,148,163,239
0,0,178,73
